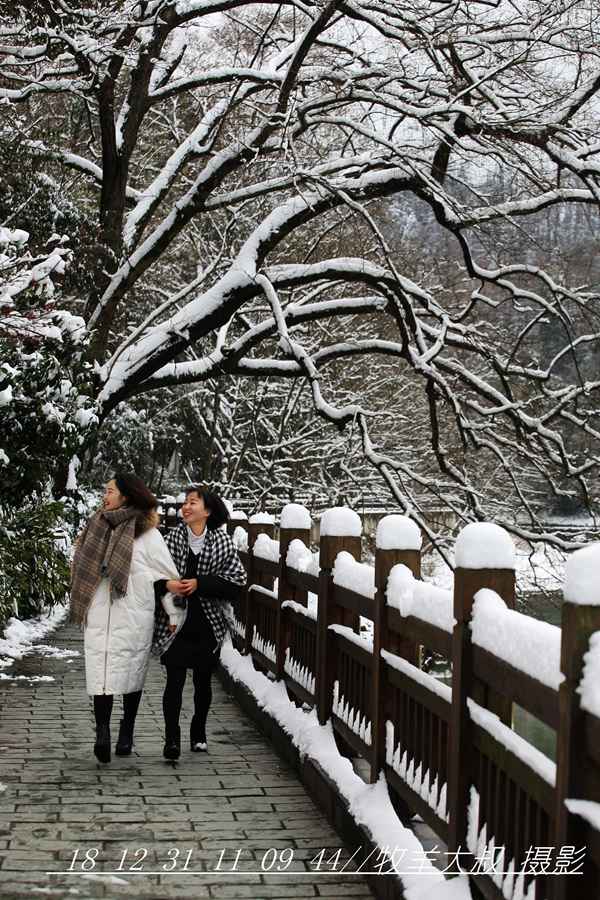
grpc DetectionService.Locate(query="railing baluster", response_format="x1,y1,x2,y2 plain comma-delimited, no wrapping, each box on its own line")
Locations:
372,514,422,784
553,544,600,900
315,508,361,726
447,522,516,865
245,514,275,655
276,506,312,682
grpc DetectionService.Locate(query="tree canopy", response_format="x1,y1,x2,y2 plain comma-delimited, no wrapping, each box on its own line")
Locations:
1,0,599,546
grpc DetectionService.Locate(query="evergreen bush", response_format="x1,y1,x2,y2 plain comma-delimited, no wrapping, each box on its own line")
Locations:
0,498,71,626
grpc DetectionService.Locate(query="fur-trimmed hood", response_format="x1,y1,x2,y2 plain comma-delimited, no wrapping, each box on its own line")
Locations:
134,508,159,537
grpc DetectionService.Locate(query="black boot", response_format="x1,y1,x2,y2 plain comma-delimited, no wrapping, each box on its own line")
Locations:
163,726,180,761
94,722,111,763
115,718,134,756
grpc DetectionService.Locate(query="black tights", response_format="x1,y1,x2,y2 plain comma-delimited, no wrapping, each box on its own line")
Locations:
163,666,212,739
93,691,142,728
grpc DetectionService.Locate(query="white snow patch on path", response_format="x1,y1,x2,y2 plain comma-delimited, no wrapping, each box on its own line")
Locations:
0,603,70,670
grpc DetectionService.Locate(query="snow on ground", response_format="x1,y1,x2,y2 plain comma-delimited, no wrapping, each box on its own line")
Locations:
221,639,472,900
81,873,130,885
0,673,55,682
0,603,74,672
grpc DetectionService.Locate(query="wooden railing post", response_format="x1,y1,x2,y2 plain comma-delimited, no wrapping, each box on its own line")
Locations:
447,523,516,861
315,507,361,726
552,544,600,900
372,515,422,784
245,513,275,655
227,510,248,538
276,504,312,681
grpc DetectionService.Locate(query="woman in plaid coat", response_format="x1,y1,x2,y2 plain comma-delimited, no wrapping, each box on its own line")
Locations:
153,486,245,760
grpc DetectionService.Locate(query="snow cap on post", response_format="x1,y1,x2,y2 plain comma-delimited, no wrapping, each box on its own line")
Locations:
319,507,361,569
564,544,600,606
279,505,312,608
376,515,421,550
227,507,248,536
375,515,421,588
320,507,361,537
455,522,515,570
249,512,275,525
248,511,275,550
280,503,312,530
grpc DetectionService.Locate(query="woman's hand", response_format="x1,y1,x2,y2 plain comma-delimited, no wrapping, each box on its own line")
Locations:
168,624,177,633
166,579,186,594
178,578,198,596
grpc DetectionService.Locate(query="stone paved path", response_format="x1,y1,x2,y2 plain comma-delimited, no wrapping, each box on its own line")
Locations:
0,622,374,899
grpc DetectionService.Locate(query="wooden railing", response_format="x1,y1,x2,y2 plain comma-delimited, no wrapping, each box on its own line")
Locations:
169,504,598,900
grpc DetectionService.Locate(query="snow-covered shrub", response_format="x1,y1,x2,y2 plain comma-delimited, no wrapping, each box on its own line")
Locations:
0,117,99,300
87,399,179,488
0,226,97,505
0,227,97,622
0,498,71,626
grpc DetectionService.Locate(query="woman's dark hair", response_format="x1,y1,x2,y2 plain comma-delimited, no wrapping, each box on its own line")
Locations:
114,473,157,511
185,485,230,531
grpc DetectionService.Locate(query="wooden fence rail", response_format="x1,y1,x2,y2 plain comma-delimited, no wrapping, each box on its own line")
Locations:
165,503,600,900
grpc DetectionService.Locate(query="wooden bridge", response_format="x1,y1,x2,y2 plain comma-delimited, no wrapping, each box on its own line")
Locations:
207,504,600,900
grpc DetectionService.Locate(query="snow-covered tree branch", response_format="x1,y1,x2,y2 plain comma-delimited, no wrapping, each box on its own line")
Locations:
1,0,599,541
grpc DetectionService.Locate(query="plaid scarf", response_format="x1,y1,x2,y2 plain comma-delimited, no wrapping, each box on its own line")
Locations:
152,524,245,658
70,507,141,626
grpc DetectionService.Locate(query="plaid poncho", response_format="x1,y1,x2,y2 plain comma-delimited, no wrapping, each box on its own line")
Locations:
152,524,245,658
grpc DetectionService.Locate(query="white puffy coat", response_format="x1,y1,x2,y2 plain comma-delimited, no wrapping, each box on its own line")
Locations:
84,526,180,696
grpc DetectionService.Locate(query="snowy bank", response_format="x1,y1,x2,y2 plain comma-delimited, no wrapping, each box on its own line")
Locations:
0,604,69,670
220,639,472,900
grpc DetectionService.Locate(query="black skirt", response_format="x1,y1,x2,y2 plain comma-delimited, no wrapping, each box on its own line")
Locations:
160,549,218,671
160,629,218,671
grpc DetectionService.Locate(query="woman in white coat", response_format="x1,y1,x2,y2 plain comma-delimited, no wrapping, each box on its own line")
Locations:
70,473,180,763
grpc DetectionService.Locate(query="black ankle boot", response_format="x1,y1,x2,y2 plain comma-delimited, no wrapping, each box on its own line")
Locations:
163,726,180,761
115,718,134,756
94,722,111,763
